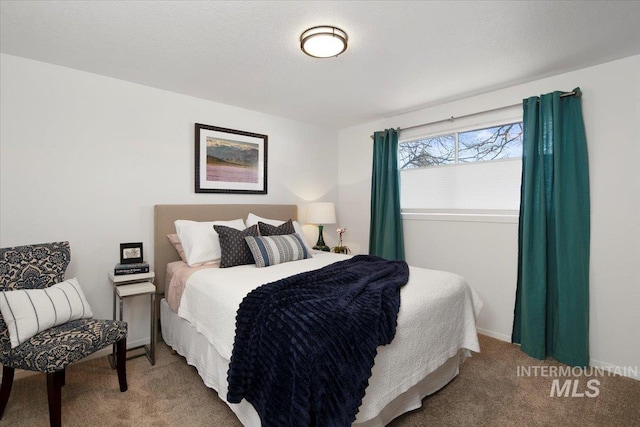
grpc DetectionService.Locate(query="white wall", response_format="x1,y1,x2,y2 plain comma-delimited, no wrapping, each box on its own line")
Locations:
2,52,638,379
338,55,640,378
0,54,339,348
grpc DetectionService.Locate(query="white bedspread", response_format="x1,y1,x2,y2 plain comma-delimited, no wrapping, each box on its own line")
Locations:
177,252,482,423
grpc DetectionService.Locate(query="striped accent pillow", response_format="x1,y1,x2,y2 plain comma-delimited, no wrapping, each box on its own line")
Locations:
0,278,94,348
245,234,311,268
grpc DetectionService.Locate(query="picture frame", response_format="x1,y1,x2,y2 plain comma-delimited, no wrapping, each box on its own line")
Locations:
195,123,268,194
119,242,144,264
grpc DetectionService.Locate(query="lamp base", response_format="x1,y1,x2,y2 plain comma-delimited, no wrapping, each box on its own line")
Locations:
312,224,331,252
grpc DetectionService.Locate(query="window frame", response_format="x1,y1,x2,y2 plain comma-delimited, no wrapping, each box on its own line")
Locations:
398,117,524,170
398,113,524,222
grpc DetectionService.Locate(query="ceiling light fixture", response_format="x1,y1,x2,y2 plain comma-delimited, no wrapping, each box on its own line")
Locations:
300,26,348,58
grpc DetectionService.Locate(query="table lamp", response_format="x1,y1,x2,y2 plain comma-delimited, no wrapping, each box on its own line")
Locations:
307,202,336,251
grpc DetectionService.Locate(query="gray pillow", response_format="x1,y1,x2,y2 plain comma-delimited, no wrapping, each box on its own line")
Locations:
258,219,295,236
213,224,259,268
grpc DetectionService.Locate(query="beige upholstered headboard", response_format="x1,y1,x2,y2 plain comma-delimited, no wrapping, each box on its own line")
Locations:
153,204,298,296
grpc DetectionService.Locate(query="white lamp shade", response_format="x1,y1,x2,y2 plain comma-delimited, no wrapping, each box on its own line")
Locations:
307,202,336,225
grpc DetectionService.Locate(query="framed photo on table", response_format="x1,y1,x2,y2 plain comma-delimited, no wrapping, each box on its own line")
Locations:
119,242,144,264
194,123,268,194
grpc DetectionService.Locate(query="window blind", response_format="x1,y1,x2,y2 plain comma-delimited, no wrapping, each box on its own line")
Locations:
400,158,522,211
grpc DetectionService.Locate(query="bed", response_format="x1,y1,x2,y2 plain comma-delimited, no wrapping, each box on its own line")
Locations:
154,204,482,426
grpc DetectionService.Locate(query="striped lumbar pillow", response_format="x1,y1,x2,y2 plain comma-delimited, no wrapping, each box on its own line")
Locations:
245,234,311,268
0,278,94,348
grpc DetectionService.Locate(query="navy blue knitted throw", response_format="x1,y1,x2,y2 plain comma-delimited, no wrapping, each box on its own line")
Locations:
227,255,409,427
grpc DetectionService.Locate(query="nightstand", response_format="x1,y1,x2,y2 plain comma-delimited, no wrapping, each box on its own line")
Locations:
108,271,156,366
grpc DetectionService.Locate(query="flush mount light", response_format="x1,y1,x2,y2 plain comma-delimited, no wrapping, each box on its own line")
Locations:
300,25,348,58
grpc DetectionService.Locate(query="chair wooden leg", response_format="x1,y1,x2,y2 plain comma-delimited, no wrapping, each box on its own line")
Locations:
116,338,128,392
0,366,15,419
46,370,64,427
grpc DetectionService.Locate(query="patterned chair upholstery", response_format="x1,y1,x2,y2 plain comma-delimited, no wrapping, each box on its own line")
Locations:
0,242,128,427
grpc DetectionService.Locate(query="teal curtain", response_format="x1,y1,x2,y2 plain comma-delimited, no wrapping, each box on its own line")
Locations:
369,129,405,260
512,88,590,367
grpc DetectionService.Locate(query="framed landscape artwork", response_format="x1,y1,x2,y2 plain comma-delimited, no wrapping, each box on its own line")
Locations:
194,123,268,194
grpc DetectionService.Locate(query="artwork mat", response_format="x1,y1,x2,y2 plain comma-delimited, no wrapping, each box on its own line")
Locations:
195,123,268,194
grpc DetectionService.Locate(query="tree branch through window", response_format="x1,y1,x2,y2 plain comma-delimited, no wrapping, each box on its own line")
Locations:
399,122,522,169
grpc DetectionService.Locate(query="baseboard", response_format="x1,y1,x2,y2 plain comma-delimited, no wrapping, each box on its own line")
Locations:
476,327,511,342
3,337,150,382
590,358,640,381
476,328,639,382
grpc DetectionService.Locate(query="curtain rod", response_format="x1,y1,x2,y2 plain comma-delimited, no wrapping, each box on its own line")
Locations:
370,90,579,139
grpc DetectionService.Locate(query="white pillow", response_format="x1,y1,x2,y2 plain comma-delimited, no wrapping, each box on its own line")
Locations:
0,278,94,348
175,219,246,267
245,213,313,253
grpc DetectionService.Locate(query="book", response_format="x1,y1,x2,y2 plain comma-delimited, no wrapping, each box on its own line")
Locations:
115,262,148,270
114,266,149,275
114,262,149,275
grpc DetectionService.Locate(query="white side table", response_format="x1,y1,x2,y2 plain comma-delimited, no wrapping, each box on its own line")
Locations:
108,271,156,366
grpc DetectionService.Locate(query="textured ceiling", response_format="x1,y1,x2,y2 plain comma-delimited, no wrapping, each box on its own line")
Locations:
2,1,640,129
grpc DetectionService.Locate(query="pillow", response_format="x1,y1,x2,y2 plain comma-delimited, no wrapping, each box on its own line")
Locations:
258,219,295,236
0,278,94,348
246,213,313,253
246,213,290,228
167,234,219,267
213,224,259,268
244,234,311,268
175,219,245,267
167,234,187,262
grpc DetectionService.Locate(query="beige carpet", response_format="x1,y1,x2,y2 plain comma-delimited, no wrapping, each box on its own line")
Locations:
2,335,639,426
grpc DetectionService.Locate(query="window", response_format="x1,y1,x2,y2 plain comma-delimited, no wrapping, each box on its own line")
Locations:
399,119,523,214
399,135,455,168
399,122,523,169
